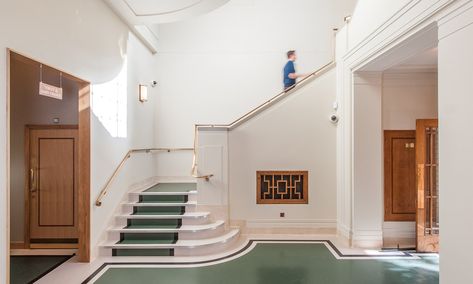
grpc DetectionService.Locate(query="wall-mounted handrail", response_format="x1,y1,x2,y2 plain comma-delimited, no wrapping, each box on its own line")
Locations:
196,61,336,130
191,59,337,178
95,148,193,206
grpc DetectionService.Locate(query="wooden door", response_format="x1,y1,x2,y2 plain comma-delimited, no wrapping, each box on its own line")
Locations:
27,126,79,244
416,119,439,252
384,131,416,221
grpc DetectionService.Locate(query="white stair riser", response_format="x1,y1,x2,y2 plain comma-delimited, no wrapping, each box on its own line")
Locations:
174,232,240,256
126,194,197,203
176,225,226,240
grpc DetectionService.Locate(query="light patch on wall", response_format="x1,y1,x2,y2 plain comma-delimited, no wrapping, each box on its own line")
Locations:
92,59,128,138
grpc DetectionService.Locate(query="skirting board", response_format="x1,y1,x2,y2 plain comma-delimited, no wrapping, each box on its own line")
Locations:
337,224,352,238
352,230,383,248
236,219,337,235
246,219,337,229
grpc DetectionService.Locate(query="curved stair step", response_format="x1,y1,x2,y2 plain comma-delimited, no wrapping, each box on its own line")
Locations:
130,190,197,196
123,201,197,207
103,229,239,249
109,221,224,233
118,212,210,219
141,183,197,192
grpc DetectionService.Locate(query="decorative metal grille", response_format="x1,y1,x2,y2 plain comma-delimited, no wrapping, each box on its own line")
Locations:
256,171,308,204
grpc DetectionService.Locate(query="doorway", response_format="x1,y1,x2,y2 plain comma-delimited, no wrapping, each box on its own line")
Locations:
352,25,440,251
379,47,439,251
7,50,90,261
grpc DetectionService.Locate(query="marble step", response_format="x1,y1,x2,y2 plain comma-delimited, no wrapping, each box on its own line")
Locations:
139,182,197,193
122,201,197,207
109,221,224,233
103,229,239,249
130,190,197,196
117,212,210,219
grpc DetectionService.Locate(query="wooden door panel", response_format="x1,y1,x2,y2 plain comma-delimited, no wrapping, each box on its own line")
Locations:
29,127,78,241
38,138,75,226
384,130,416,221
391,138,416,214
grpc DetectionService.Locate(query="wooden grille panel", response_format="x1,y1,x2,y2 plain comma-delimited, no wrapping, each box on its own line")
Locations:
256,171,308,204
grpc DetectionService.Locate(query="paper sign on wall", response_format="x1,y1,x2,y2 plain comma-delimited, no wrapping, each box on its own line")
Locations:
39,82,63,100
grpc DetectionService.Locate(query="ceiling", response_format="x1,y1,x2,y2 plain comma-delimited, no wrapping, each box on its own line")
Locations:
104,0,230,53
125,0,203,16
105,0,358,54
389,47,438,71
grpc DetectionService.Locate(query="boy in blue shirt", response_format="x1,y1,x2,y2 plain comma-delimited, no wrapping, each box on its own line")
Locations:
283,50,305,90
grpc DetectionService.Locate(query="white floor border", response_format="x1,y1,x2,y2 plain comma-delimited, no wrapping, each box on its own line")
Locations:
82,238,434,283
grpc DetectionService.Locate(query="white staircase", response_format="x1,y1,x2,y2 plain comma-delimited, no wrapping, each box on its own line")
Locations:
102,181,239,257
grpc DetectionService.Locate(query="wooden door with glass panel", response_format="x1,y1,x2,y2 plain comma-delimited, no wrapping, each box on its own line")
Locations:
416,119,439,252
28,126,79,246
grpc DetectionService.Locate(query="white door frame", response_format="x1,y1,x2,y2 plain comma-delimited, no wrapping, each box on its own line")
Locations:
335,0,462,247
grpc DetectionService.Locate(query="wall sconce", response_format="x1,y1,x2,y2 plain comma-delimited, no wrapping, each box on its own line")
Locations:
139,84,148,102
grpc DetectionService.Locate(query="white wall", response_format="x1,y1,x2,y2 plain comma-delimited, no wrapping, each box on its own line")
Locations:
227,69,337,229
154,0,355,177
0,0,157,279
438,5,473,282
382,71,438,130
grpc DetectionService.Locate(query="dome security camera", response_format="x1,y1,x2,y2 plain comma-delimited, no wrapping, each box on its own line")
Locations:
330,114,339,124
151,80,158,87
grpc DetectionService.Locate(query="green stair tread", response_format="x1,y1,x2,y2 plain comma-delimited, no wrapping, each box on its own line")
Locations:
117,239,176,244
138,200,186,203
113,249,173,257
132,211,183,215
125,224,179,229
144,183,196,193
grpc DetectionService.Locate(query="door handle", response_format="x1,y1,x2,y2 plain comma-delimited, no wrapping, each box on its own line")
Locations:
30,168,37,193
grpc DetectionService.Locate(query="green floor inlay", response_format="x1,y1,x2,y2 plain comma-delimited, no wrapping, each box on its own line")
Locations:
95,243,438,284
145,183,196,192
10,255,71,284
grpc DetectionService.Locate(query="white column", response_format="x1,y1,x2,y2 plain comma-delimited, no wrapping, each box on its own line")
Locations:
438,6,473,283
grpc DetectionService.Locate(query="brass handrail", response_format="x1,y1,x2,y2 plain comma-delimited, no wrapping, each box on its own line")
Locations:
191,60,336,178
95,148,193,206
